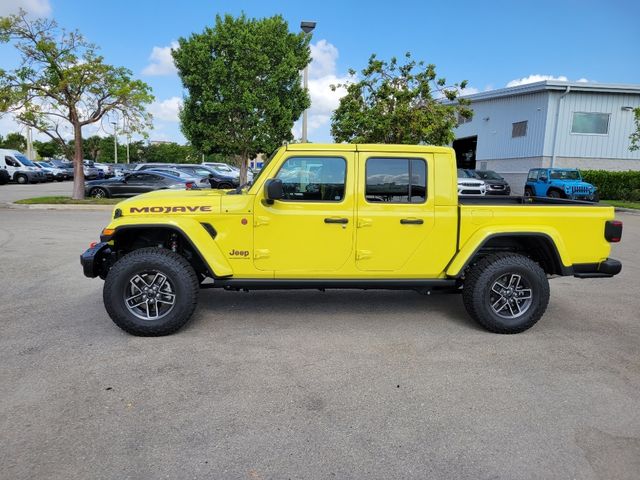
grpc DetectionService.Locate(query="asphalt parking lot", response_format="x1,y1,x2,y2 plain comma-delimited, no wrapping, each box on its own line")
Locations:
0,180,74,203
1,206,639,480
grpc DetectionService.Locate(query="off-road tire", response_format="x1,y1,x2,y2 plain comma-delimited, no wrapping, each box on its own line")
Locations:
524,187,534,197
462,253,550,334
103,247,199,336
548,189,562,198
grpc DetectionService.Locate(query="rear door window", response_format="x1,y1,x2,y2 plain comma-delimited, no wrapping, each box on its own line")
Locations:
365,158,426,203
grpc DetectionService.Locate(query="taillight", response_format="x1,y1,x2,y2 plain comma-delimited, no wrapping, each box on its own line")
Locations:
185,182,195,190
605,220,623,243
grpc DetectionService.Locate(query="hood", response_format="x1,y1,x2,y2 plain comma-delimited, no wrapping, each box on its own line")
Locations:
550,179,594,189
457,178,484,185
114,189,226,216
483,178,508,186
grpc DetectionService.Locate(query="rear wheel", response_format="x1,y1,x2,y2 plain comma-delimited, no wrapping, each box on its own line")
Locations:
217,182,233,189
103,248,199,336
524,187,534,197
90,187,108,198
462,253,550,334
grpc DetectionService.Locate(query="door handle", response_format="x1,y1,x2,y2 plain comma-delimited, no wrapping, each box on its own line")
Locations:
324,217,349,224
400,218,424,225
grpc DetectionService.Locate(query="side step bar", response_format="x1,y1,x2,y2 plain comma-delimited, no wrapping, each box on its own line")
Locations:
205,278,458,291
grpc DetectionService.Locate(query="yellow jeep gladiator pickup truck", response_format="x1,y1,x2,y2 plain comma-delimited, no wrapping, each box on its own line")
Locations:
81,144,623,336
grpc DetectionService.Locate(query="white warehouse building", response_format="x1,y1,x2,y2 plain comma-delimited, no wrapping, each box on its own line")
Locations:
452,80,640,192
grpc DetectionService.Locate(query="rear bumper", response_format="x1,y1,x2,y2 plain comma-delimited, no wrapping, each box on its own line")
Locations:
573,258,622,278
80,242,111,278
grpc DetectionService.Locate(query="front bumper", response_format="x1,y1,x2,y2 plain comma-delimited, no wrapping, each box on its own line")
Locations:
573,258,622,278
80,242,112,278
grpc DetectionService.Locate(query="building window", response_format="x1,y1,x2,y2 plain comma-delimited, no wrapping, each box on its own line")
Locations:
571,112,610,135
512,121,528,138
275,156,346,201
365,158,427,203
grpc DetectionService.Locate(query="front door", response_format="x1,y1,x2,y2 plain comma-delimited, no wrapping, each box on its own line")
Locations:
355,153,435,272
253,153,355,274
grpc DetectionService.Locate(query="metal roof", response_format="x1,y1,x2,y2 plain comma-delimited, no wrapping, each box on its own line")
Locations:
459,80,640,102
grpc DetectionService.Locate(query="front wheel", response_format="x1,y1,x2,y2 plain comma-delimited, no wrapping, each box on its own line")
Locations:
462,253,550,334
548,190,562,198
15,174,28,184
103,248,199,336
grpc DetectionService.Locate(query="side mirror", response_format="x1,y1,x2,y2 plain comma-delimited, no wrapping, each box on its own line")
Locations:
264,178,283,203
539,176,548,182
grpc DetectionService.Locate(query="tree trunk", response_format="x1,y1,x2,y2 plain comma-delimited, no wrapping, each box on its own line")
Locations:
239,153,249,186
71,123,85,200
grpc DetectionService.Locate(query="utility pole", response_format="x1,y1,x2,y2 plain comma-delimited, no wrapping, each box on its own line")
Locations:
111,121,118,164
300,21,316,143
26,126,35,159
123,116,130,164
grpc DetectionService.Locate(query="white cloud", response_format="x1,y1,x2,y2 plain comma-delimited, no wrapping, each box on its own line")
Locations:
458,86,480,97
142,42,178,76
295,40,352,142
506,74,568,87
148,96,182,122
0,0,51,16
309,40,338,79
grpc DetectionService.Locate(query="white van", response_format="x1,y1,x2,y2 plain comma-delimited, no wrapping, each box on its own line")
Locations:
0,149,46,184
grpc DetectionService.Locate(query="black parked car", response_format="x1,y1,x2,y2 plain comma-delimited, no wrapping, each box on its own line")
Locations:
85,171,199,198
467,169,511,195
175,164,239,189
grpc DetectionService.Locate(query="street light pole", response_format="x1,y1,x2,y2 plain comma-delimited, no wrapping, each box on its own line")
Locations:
111,121,118,164
123,117,130,164
300,21,316,143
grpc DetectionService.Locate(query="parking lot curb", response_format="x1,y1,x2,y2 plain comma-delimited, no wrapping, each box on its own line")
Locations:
614,207,640,216
1,202,114,211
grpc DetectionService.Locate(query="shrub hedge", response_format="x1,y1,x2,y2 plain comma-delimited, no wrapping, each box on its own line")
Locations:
581,170,640,201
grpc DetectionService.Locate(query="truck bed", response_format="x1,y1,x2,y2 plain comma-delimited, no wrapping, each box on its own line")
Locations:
458,195,598,206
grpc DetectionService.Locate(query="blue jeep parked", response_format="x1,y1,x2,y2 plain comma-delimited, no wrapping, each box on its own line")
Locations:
524,168,598,202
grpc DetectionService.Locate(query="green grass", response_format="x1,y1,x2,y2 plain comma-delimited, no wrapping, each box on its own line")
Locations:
601,200,640,210
15,196,120,205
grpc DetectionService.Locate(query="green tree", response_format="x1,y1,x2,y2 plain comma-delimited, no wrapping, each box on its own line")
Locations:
0,10,154,198
331,53,472,145
0,131,26,150
34,139,62,158
143,142,196,163
82,135,102,160
630,107,640,151
172,13,310,184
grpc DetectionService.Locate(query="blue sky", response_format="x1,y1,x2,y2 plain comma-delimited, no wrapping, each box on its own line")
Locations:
1,0,639,144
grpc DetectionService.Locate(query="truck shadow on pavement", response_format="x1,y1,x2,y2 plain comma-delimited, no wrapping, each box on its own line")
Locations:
192,289,482,332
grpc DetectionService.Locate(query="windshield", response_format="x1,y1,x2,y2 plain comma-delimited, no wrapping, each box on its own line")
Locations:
250,148,280,187
14,154,36,167
457,168,474,178
550,170,581,180
473,170,502,180
39,161,53,167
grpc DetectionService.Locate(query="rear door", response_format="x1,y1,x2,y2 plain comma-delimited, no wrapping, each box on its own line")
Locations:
355,153,435,272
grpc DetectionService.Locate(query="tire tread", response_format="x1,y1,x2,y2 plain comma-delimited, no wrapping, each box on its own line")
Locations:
462,253,549,334
103,247,199,336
